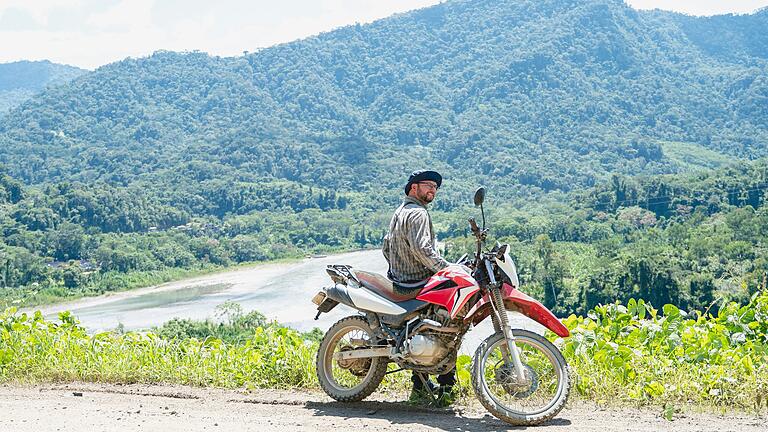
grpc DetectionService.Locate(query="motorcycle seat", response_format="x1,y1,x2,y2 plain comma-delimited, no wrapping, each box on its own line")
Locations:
352,270,422,303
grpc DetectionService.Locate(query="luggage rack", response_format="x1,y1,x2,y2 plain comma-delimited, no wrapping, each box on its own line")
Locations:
326,264,360,285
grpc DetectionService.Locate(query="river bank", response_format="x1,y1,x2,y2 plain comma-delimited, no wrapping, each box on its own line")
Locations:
24,249,388,333
27,257,304,318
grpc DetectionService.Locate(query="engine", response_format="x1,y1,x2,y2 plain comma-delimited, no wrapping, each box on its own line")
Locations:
431,307,453,325
398,306,465,367
404,333,450,365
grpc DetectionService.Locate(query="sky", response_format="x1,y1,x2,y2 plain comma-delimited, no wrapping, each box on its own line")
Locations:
1,0,766,70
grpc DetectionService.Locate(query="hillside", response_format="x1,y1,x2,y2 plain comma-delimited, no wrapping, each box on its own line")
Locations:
0,60,86,114
1,149,766,314
438,159,768,315
0,0,766,205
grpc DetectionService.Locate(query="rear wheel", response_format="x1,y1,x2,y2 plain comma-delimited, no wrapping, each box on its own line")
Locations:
316,316,388,402
471,329,570,425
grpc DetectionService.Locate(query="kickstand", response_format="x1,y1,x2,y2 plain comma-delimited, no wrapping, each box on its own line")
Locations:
415,372,438,405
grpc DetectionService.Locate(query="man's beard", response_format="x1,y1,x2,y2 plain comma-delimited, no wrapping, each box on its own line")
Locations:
418,190,435,203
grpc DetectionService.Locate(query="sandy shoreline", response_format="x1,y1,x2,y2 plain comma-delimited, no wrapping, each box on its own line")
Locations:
24,258,307,317
20,249,385,333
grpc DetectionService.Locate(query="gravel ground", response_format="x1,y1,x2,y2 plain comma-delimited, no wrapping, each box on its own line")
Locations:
1,383,765,432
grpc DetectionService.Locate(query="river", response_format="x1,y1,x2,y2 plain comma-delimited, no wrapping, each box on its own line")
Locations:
34,249,545,353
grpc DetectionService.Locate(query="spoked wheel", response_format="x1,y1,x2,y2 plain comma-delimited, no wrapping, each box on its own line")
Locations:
472,329,570,425
316,316,388,402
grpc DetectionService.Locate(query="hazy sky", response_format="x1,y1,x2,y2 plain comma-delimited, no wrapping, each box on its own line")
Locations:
1,0,766,70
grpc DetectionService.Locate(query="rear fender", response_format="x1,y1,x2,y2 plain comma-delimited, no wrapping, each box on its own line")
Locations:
464,283,570,337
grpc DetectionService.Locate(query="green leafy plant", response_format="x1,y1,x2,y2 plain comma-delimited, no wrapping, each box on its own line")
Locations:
558,292,768,410
1,292,766,412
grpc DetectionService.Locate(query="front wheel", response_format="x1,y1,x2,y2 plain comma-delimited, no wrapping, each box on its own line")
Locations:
471,329,570,426
316,315,388,402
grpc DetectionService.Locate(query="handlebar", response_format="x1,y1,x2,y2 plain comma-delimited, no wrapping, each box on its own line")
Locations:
468,217,480,234
468,217,487,240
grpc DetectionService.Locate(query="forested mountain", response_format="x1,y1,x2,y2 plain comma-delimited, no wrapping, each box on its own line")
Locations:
0,0,766,311
0,60,86,114
1,0,766,202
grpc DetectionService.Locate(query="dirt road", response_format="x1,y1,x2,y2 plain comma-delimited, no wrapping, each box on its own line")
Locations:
1,383,764,432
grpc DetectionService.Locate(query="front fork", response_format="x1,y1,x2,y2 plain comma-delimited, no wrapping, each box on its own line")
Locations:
485,260,528,385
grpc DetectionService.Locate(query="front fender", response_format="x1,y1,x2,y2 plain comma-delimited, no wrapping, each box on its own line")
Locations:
464,283,570,338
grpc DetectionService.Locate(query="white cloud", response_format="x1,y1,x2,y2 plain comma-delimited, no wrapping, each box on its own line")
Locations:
86,0,154,32
0,0,82,26
0,0,445,68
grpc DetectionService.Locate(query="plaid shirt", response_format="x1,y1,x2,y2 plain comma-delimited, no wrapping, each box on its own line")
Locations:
382,196,449,284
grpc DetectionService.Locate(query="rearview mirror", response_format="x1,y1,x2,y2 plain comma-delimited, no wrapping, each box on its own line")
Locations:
473,187,486,206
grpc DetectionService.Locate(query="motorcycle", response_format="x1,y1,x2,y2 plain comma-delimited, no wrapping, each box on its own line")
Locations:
311,187,570,425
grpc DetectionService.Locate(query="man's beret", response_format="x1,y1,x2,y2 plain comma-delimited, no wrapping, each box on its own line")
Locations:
404,170,443,195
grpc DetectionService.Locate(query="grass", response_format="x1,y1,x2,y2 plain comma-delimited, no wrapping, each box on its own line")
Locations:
1,292,766,414
0,309,317,389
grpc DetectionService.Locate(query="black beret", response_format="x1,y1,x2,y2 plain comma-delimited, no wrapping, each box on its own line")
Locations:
404,170,443,195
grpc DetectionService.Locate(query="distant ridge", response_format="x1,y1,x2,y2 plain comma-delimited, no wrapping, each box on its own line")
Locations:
0,60,87,114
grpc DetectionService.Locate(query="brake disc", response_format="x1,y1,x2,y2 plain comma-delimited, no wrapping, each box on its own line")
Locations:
336,346,372,377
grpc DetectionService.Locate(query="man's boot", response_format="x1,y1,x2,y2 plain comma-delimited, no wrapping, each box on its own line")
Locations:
435,367,458,407
409,372,438,404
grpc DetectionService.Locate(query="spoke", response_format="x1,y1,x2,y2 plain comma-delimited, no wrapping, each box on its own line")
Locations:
326,326,374,390
481,336,563,415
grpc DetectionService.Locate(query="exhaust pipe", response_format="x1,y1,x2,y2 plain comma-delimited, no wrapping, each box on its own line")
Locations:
325,283,356,309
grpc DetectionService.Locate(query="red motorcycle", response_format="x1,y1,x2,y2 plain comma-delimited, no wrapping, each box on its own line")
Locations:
311,187,570,425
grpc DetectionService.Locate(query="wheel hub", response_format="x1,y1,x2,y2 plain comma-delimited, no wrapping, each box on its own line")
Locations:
336,346,372,377
495,363,539,398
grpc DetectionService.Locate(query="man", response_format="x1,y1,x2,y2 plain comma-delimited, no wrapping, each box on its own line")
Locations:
382,169,457,405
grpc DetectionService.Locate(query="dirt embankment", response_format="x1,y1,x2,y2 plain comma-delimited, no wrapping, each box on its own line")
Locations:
1,383,765,432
